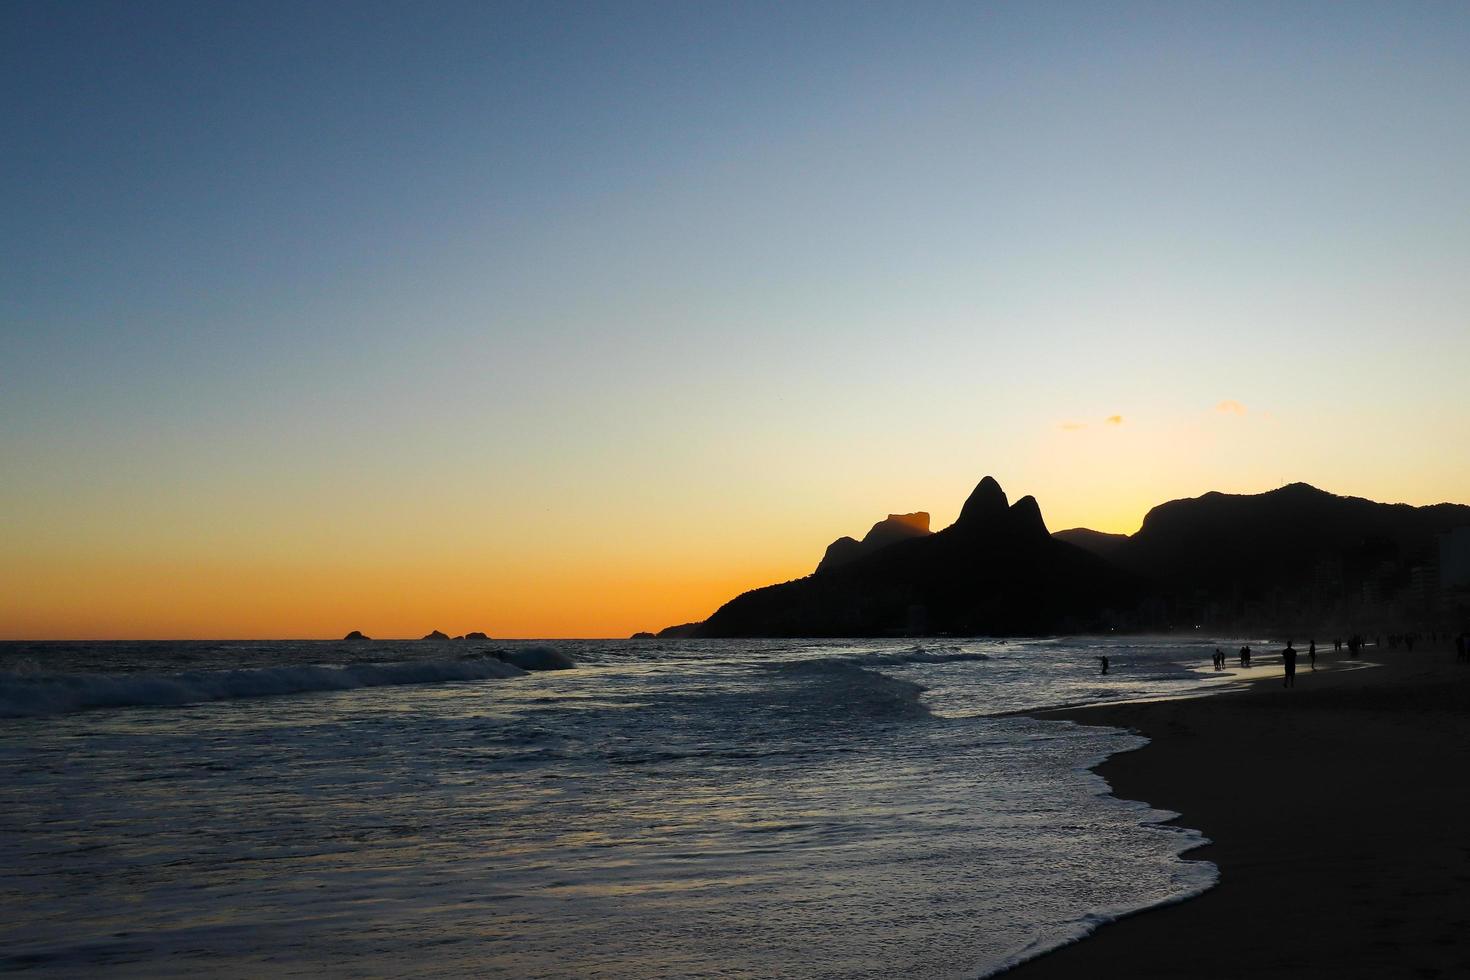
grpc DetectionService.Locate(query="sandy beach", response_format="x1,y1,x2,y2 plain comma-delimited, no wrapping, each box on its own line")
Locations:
1004,643,1470,979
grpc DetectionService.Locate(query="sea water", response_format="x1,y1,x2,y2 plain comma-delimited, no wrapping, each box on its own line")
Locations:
0,636,1245,978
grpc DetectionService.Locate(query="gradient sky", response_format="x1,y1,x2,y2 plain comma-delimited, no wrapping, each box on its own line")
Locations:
4,1,1469,638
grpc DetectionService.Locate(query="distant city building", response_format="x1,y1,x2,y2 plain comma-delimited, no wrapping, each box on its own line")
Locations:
1362,560,1398,604
1409,564,1437,610
1312,558,1343,602
1440,528,1470,589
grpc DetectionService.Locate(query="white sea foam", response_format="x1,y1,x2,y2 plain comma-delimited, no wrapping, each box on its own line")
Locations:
978,737,1220,977
0,656,527,718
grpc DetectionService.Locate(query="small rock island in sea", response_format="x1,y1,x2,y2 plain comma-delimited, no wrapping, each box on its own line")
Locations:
343,630,371,641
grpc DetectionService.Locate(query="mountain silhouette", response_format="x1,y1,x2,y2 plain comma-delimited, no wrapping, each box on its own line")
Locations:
1058,483,1470,621
673,479,1470,637
695,477,1136,637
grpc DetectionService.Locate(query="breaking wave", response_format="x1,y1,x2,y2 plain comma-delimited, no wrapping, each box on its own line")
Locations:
0,657,531,718
492,646,577,671
806,645,992,668
757,659,933,722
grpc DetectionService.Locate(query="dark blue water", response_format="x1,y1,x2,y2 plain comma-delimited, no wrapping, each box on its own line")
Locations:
0,636,1241,977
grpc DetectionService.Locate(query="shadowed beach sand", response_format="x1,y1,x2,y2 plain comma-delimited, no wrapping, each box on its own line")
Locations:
1005,645,1470,979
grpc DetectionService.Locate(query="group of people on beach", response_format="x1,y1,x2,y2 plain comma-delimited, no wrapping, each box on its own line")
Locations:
1206,645,1256,670
1334,631,1468,658
1206,639,1318,686
1102,629,1470,682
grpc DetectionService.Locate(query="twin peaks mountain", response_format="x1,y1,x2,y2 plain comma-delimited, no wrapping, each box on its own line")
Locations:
695,477,1134,637
680,477,1470,638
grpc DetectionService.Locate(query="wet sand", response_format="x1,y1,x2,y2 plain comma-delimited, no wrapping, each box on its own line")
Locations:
1005,645,1470,979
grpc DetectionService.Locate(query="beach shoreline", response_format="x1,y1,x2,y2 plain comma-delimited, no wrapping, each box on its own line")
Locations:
1001,644,1470,978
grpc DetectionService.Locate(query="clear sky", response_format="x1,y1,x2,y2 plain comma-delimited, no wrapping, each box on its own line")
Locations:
4,1,1469,639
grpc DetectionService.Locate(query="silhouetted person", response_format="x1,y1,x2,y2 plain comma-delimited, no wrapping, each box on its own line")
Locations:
1308,640,1317,670
1239,645,1248,667
1244,645,1252,668
1282,642,1297,688
1099,656,1109,675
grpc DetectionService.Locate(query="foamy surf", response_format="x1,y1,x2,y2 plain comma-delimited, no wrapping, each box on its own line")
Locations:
977,734,1220,977
0,656,529,717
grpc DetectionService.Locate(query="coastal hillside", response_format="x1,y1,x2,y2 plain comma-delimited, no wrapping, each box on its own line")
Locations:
1056,483,1470,627
695,477,1138,637
673,480,1470,638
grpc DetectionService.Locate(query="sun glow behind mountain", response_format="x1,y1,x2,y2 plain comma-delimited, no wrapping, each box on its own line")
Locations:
3,3,1469,637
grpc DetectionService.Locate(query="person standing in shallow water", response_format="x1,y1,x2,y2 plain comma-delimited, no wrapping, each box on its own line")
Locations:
1098,656,1109,675
1282,641,1298,688
1308,639,1317,670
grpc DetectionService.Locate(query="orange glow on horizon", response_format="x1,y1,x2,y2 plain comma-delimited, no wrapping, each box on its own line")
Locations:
4,443,1466,640
0,552,813,641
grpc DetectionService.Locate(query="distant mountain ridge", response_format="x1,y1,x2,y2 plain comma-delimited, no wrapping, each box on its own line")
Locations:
1058,482,1470,620
1052,527,1129,559
661,479,1470,637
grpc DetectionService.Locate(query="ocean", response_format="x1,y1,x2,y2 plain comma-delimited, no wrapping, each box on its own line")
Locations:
0,636,1248,978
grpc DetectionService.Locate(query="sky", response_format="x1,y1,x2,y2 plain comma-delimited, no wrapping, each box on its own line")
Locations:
4,1,1469,639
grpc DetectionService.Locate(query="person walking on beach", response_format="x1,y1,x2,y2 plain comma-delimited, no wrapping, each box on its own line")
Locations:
1282,641,1298,688
1308,639,1317,670
1239,645,1248,668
